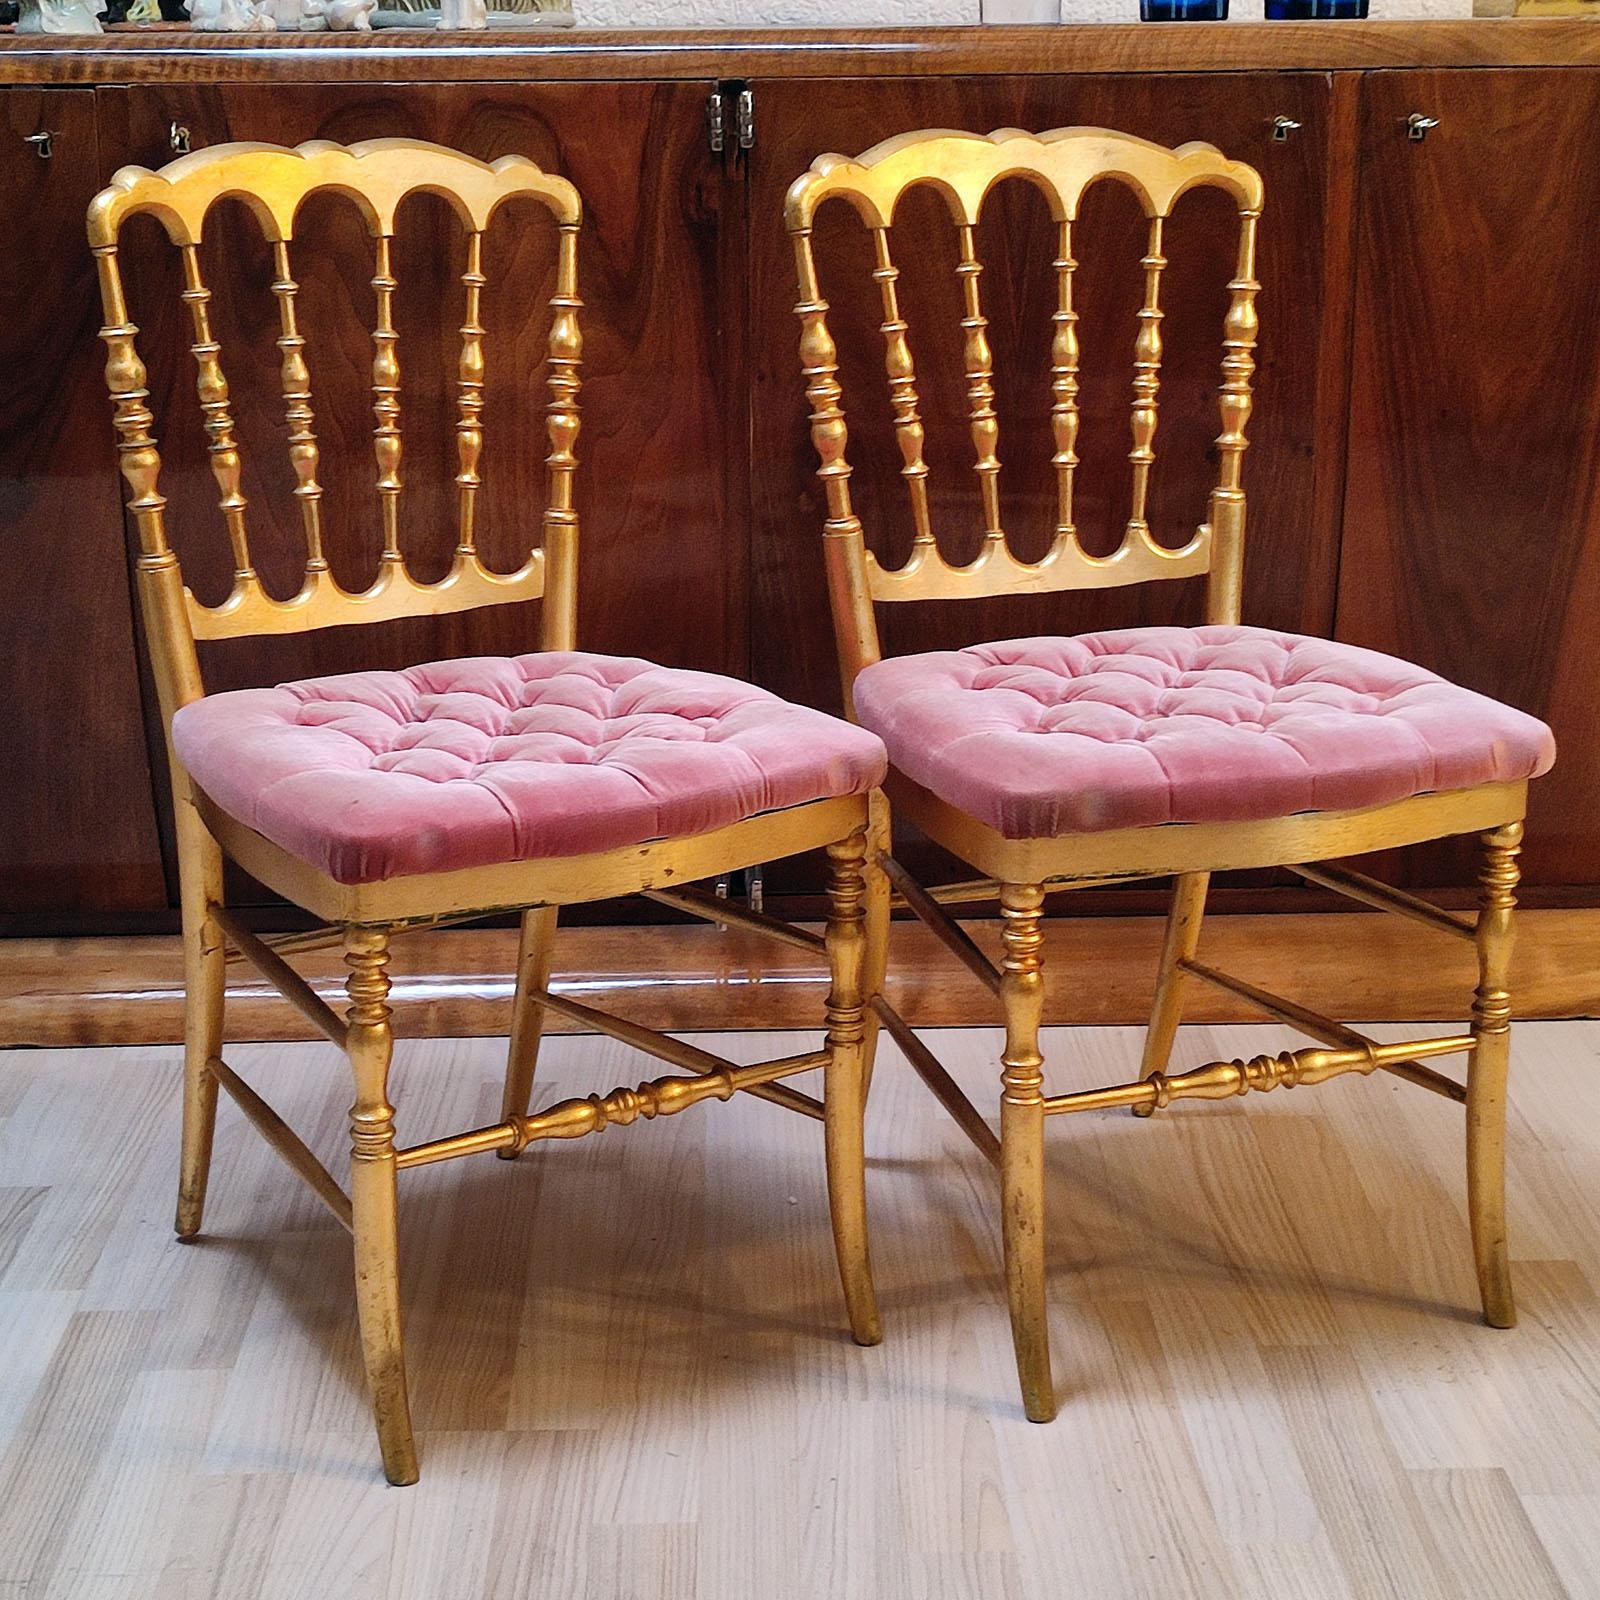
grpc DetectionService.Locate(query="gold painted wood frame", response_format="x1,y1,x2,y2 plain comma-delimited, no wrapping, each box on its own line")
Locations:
787,125,1539,1424
89,138,893,1486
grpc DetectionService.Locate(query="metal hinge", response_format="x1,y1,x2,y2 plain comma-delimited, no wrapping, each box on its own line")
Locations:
707,866,764,920
708,82,754,158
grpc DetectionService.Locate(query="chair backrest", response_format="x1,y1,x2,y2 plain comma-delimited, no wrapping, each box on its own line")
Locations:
87,138,582,724
785,126,1264,706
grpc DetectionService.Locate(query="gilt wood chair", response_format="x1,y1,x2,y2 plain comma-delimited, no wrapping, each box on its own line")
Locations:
88,137,892,1485
786,127,1556,1423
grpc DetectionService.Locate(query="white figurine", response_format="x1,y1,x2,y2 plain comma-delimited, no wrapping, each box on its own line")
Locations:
258,0,326,24
16,0,104,32
308,0,374,28
437,0,487,27
189,0,277,27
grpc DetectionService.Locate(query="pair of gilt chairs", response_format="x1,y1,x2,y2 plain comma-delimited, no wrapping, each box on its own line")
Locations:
89,129,1553,1482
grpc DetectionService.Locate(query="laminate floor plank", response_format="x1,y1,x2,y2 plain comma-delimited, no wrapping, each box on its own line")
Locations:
0,1022,1596,1599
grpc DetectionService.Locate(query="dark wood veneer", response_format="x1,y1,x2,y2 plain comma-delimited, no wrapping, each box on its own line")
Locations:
0,88,166,912
1337,68,1600,890
0,32,1596,927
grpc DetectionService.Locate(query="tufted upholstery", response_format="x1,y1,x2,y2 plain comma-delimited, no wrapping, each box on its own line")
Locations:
851,626,1555,839
172,652,887,884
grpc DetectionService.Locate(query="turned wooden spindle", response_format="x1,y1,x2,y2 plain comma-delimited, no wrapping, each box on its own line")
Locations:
1205,208,1260,624
1049,217,1081,551
955,222,1003,548
870,227,934,551
179,243,252,583
270,238,327,577
370,234,403,565
540,222,582,652
1124,214,1166,550
791,223,882,706
93,244,169,561
455,229,487,562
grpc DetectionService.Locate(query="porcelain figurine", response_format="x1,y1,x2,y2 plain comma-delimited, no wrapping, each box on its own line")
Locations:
257,0,324,24
308,0,374,29
16,0,105,31
189,0,276,26
437,0,487,27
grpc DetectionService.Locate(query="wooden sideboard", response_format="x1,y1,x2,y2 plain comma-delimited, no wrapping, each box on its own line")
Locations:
2,22,1598,935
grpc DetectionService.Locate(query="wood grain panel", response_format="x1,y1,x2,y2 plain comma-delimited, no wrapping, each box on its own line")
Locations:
1338,69,1600,890
0,89,166,913
748,73,1348,889
96,81,732,903
6,22,1600,87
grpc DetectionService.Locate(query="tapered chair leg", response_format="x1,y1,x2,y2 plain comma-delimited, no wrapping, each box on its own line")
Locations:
859,790,892,1099
999,882,1055,1422
1468,821,1522,1330
1132,871,1209,1117
344,926,419,1486
498,904,559,1155
824,826,882,1347
175,782,225,1239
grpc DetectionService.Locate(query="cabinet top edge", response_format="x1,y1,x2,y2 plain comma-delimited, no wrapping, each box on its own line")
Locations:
2,19,1598,86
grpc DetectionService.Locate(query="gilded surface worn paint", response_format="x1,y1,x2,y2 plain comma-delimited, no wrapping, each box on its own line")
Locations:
788,125,1534,1427
89,138,890,1485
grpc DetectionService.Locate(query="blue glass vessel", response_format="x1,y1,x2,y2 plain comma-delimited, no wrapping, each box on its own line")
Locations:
1263,0,1368,15
1139,0,1228,18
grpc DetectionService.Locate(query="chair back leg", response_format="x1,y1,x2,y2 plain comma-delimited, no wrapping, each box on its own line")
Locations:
999,882,1056,1422
1134,870,1211,1117
857,791,893,1100
344,925,419,1486
824,825,883,1347
175,786,225,1239
1468,820,1522,1330
498,904,560,1153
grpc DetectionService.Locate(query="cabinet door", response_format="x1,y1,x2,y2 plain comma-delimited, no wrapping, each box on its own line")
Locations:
97,83,733,905
748,74,1349,891
0,89,167,918
1339,70,1600,892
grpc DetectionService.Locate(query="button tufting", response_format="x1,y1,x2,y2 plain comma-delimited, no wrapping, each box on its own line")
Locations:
171,652,887,885
852,625,1555,840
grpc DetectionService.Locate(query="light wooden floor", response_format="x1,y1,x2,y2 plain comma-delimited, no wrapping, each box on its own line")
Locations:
2,1020,1598,1599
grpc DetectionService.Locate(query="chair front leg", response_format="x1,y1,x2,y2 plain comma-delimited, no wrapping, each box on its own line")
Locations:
999,882,1056,1422
824,825,882,1347
498,904,559,1154
175,781,225,1239
344,925,419,1486
1468,821,1522,1330
1132,870,1209,1117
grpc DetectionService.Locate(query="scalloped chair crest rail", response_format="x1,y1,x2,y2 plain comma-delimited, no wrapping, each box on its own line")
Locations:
785,123,1554,1426
77,123,1557,1482
87,135,890,1486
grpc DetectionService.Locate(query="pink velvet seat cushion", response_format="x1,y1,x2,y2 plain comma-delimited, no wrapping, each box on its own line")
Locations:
851,626,1554,838
172,652,887,884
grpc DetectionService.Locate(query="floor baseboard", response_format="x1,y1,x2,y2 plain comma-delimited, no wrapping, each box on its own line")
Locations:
3,909,1595,1048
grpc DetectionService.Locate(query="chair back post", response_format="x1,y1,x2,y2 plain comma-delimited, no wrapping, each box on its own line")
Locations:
89,226,206,727
1203,204,1261,626
540,219,582,653
786,127,1265,703
788,210,883,714
86,139,584,734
